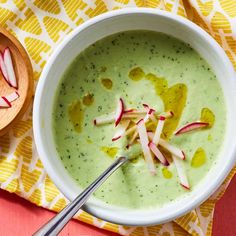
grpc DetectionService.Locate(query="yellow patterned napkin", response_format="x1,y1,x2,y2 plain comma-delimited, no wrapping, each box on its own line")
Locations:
0,1,236,235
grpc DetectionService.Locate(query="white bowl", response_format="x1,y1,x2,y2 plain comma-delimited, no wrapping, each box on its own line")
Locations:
33,8,236,226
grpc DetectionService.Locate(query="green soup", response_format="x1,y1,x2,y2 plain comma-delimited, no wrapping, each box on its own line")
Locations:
52,31,226,209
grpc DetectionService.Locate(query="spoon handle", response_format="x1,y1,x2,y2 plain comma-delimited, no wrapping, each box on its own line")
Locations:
33,156,127,236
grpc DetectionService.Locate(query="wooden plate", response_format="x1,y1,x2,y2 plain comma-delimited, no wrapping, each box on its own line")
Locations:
0,26,33,136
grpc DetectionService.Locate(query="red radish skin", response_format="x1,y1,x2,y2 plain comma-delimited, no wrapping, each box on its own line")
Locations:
2,97,11,107
124,109,134,113
143,104,149,109
114,98,124,127
136,118,143,126
136,119,156,175
148,141,169,166
112,136,121,141
144,108,155,123
159,116,165,121
143,104,158,123
0,97,11,108
3,47,17,89
112,120,130,141
181,183,190,190
0,53,9,84
175,122,209,135
148,108,155,115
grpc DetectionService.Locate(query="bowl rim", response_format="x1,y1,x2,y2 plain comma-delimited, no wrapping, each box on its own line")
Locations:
33,8,236,226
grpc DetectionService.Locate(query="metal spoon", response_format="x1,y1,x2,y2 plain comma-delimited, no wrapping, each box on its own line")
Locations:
33,156,128,236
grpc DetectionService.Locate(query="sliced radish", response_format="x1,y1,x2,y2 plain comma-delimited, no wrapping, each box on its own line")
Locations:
122,113,144,119
114,98,124,127
3,48,17,88
0,53,9,83
5,91,19,102
124,125,137,136
172,154,190,189
136,119,156,175
147,131,155,140
175,122,209,135
143,104,158,123
143,107,156,123
94,113,115,125
142,104,149,110
127,130,138,148
0,96,11,108
144,110,155,123
147,132,185,160
149,141,169,166
112,120,130,141
152,116,165,145
124,109,146,114
159,138,185,160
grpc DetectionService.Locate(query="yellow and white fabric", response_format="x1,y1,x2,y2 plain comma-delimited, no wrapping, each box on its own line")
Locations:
0,1,236,235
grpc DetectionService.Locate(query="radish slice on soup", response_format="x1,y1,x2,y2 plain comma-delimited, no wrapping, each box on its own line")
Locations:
152,116,165,145
159,138,185,160
136,119,156,175
112,120,130,141
147,132,185,160
114,98,124,127
175,122,209,135
94,113,115,125
172,154,190,189
149,141,169,166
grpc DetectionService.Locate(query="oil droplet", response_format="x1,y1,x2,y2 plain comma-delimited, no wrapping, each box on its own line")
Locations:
82,93,94,106
191,147,206,168
201,108,215,128
130,157,140,164
162,168,172,179
68,100,84,133
162,84,187,139
101,78,113,90
101,146,118,158
208,134,212,141
145,73,168,96
129,67,145,81
145,73,187,139
87,139,93,144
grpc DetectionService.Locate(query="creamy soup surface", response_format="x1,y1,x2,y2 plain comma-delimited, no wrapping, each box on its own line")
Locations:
52,31,226,209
